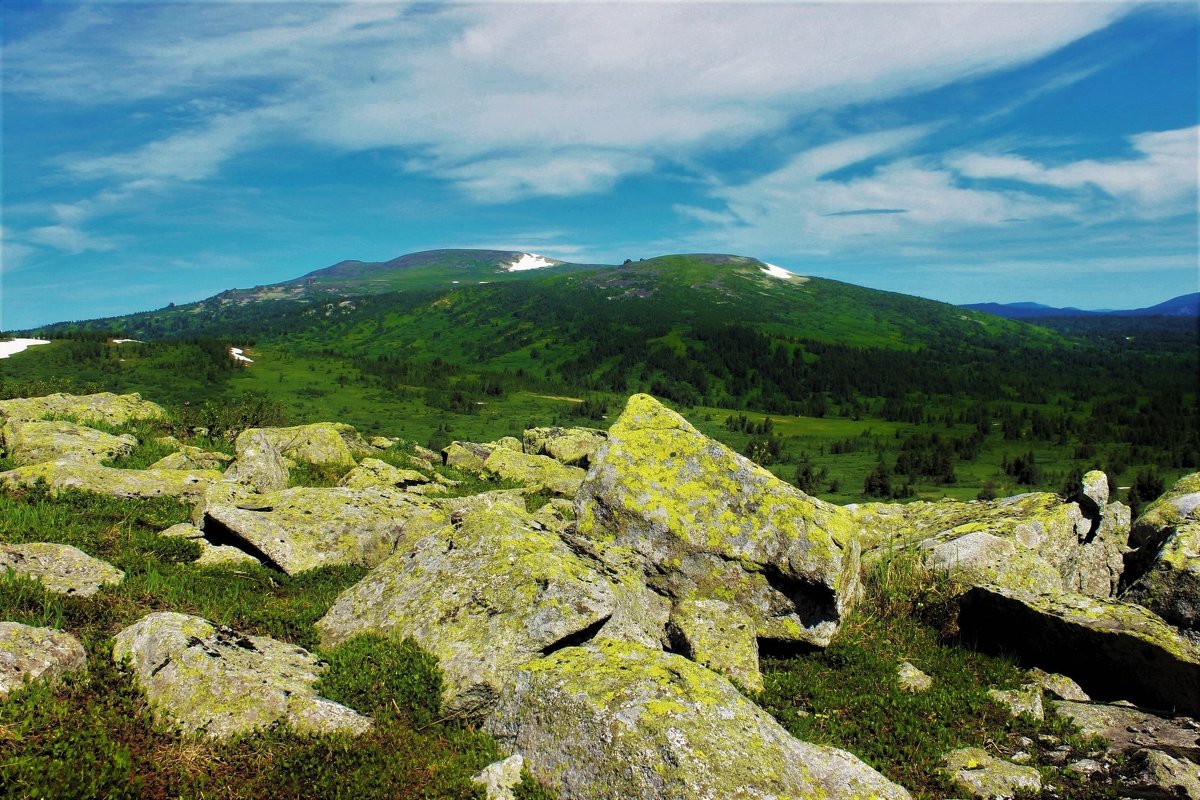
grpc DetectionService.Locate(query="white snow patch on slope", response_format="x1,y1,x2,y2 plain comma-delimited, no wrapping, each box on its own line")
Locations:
112,338,144,344
230,347,254,364
505,253,554,272
761,263,796,280
0,339,51,359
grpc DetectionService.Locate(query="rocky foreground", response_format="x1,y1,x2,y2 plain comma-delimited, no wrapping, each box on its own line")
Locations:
2,390,1199,799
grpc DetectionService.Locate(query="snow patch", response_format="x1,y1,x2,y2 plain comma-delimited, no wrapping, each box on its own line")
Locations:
230,347,254,364
761,263,796,280
0,339,51,359
111,338,144,344
504,253,554,272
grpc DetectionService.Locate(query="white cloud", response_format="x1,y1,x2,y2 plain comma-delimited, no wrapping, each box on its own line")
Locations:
25,224,120,254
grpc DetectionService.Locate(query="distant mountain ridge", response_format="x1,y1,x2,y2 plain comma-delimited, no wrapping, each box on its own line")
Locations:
961,293,1199,319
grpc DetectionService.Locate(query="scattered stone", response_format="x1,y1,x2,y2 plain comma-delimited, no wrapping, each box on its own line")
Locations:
941,747,1041,799
1009,751,1032,764
897,661,933,692
1065,757,1104,776
480,447,586,498
575,394,860,648
0,392,166,426
959,586,1200,715
1054,701,1200,761
486,639,912,800
0,542,123,596
338,458,430,490
987,685,1044,720
522,426,608,467
472,754,526,800
113,612,370,739
0,460,219,503
316,503,617,715
238,423,370,468
1130,748,1200,799
1027,667,1090,701
0,621,87,697
0,419,137,466
368,436,397,449
668,598,762,693
203,486,447,575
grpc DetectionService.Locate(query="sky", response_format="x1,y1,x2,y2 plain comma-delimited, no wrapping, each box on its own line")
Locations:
2,1,1197,330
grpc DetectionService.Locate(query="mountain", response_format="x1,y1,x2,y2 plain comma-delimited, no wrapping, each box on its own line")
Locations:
961,292,1199,319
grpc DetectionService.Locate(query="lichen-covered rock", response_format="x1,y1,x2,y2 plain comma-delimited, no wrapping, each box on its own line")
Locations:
438,489,529,518
1123,473,1200,629
1053,700,1200,757
523,426,608,467
442,441,493,471
531,498,576,534
854,490,1128,597
0,542,124,596
0,460,219,503
485,639,912,800
940,747,1041,799
316,503,616,715
338,458,430,490
1077,469,1111,516
481,447,586,497
159,522,261,567
987,685,1044,720
223,429,289,493
0,622,87,697
112,612,370,739
203,486,447,575
960,586,1200,715
0,392,166,426
575,394,860,648
492,436,523,452
1027,668,1089,701
668,598,762,693
898,661,933,692
1130,748,1200,799
148,446,232,472
0,419,137,466
472,754,525,800
237,423,369,469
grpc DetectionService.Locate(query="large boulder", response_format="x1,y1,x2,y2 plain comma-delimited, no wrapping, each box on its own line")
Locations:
223,429,289,493
0,460,219,503
1054,700,1200,760
316,503,617,716
113,612,371,739
0,622,87,697
202,486,447,575
0,542,124,596
575,394,860,648
1123,473,1200,629
236,423,369,469
480,447,586,497
485,639,911,800
148,445,232,472
442,441,493,472
338,458,431,490
0,392,166,426
523,426,608,468
853,488,1129,598
0,420,137,466
959,586,1200,715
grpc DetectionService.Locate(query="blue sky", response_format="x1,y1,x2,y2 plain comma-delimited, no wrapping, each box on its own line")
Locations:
2,1,1197,330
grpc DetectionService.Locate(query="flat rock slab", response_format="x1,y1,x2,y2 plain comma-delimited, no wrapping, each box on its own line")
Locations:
575,393,859,648
0,621,87,697
0,420,137,466
0,542,123,596
485,639,911,800
1054,700,1200,762
941,747,1041,799
113,611,370,739
316,503,616,715
959,586,1200,715
0,460,219,503
203,485,447,574
0,392,166,426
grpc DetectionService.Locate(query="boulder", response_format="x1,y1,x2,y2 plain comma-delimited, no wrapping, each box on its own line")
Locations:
1054,700,1200,761
202,486,447,575
316,503,616,715
959,586,1200,715
897,661,933,693
0,542,124,596
236,423,369,469
1123,473,1200,629
1077,469,1111,517
443,441,494,472
0,622,87,697
987,685,1044,720
0,420,137,466
667,598,762,693
492,436,523,452
113,612,371,739
0,392,166,426
523,426,608,467
480,447,586,497
0,460,219,503
575,394,860,648
159,522,261,567
472,754,525,800
853,490,1129,597
485,639,912,800
148,445,231,472
940,747,1041,799
1130,748,1200,799
338,458,430,490
223,429,290,494
1026,667,1089,701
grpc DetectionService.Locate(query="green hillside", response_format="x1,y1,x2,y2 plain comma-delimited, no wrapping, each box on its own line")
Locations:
6,250,1197,505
